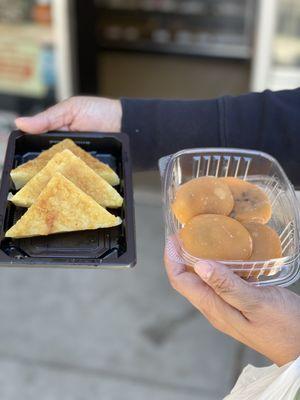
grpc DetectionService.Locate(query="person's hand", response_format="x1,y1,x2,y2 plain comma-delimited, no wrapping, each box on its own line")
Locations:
164,246,300,366
15,96,122,134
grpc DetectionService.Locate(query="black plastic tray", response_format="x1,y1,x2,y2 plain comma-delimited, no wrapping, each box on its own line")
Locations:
0,130,136,269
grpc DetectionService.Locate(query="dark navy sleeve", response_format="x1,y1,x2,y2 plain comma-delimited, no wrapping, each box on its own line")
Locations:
221,89,300,186
121,98,221,170
121,89,300,185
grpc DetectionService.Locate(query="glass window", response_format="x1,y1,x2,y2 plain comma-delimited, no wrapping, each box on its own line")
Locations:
273,0,300,67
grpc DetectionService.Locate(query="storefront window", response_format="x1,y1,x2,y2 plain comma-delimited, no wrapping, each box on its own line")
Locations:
0,0,56,110
273,0,300,67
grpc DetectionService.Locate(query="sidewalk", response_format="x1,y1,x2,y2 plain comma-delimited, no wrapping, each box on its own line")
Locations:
0,202,260,400
0,169,279,400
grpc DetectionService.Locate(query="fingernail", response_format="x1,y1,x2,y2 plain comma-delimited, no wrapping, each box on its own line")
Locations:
15,117,28,126
194,262,213,281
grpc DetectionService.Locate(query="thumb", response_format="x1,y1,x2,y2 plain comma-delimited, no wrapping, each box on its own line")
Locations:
15,100,73,134
194,261,261,312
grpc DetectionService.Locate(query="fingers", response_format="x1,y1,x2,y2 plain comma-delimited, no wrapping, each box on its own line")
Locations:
164,249,247,336
164,249,209,301
15,100,73,134
164,237,209,301
194,261,262,313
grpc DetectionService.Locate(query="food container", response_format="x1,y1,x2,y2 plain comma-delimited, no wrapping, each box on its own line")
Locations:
159,148,300,287
0,130,136,269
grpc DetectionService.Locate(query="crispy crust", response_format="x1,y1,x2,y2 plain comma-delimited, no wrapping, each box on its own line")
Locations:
10,138,120,189
11,149,123,208
5,173,122,238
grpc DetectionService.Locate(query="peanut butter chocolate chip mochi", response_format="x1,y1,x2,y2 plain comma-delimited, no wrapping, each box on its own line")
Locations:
221,177,272,224
237,223,282,279
179,214,253,261
244,222,282,262
171,177,234,224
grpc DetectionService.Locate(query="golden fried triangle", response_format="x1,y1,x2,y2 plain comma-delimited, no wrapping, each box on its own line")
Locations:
5,173,122,239
10,149,123,208
10,138,120,189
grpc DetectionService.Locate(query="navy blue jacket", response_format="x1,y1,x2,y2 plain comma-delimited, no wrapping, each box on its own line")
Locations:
121,89,300,186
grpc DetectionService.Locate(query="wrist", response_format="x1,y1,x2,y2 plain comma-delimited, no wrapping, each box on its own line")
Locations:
267,339,300,366
273,350,300,367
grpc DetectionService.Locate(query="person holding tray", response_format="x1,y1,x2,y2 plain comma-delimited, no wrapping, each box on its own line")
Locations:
15,90,300,398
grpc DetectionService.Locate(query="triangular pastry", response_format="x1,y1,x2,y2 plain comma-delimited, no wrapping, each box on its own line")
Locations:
5,173,122,238
10,138,119,189
10,149,123,208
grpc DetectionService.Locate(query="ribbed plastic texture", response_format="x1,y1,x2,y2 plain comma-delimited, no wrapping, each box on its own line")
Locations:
159,148,300,287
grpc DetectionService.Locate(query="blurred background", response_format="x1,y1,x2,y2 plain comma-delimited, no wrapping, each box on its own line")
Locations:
2,0,300,164
0,1,300,399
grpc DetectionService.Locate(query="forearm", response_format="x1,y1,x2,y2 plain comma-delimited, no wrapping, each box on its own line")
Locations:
121,89,300,186
121,98,221,170
223,89,300,185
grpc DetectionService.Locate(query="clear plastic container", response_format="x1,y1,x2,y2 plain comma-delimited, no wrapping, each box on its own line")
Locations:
159,148,300,287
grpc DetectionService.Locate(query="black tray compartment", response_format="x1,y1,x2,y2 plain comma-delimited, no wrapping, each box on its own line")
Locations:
0,130,136,269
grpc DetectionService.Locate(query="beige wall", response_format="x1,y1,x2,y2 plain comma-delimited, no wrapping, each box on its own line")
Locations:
98,51,251,99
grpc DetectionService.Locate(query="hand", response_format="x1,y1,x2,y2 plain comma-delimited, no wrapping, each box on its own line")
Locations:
164,245,300,366
15,96,122,134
